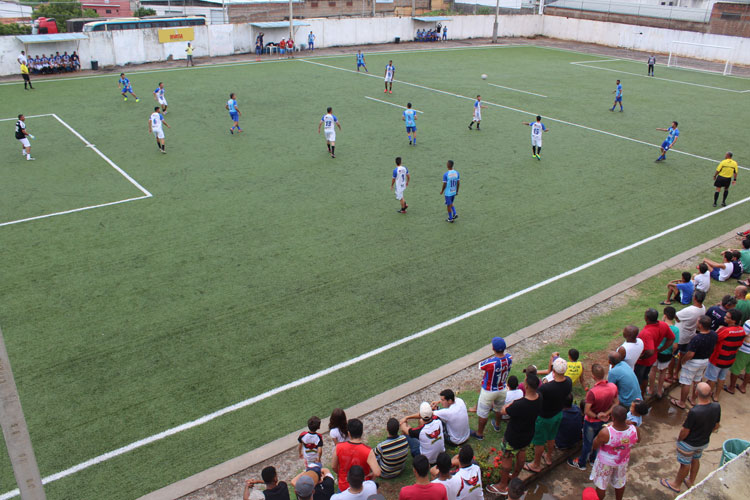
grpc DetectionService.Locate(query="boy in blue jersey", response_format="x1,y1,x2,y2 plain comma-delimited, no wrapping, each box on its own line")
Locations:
226,93,242,134
655,121,679,162
118,73,139,102
610,79,623,112
402,102,417,145
356,51,367,72
440,160,460,223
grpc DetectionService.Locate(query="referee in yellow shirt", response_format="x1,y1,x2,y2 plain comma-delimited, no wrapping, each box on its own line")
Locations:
20,62,33,90
713,152,738,207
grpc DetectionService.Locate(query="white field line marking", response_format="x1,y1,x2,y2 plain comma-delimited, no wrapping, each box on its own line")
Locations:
51,114,152,197
487,82,547,97
570,61,750,93
0,43,529,87
567,58,620,64
0,113,53,122
364,96,424,113
2,192,749,499
301,59,748,170
0,196,150,228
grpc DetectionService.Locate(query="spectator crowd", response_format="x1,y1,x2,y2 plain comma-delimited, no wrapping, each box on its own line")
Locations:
243,238,750,500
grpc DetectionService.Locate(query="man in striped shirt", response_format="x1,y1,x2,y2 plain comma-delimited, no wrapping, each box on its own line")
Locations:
705,309,745,401
374,418,409,478
471,337,512,440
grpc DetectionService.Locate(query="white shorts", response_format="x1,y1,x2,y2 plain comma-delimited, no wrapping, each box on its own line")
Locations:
679,358,708,385
656,359,672,371
153,129,165,139
325,130,336,142
385,75,393,82
477,388,507,419
158,97,168,106
590,459,628,490
532,136,542,147
473,111,481,122
395,187,405,200
18,137,30,148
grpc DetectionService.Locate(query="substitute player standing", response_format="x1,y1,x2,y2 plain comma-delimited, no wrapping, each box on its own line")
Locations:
226,93,242,134
391,157,410,214
148,106,170,154
713,152,738,207
610,79,623,112
655,121,679,162
153,82,168,114
468,95,486,131
15,114,34,161
440,160,460,223
118,73,139,102
402,102,417,146
384,60,395,93
522,115,548,160
318,106,341,158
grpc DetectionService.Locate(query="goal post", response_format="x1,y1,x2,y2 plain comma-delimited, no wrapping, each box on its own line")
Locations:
667,41,734,76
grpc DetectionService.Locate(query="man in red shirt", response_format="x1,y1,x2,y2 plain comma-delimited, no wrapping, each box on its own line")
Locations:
331,419,381,491
706,309,745,401
636,308,675,395
279,38,287,57
567,364,618,470
398,454,448,500
287,38,294,58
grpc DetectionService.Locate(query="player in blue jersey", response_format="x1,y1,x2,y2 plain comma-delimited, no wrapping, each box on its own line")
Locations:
655,121,679,162
402,102,418,145
226,93,242,134
153,82,167,114
440,160,460,223
610,79,623,112
118,73,139,102
356,50,367,72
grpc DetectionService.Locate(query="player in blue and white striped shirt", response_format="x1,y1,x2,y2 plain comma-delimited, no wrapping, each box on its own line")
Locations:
402,102,417,146
655,121,679,162
153,82,167,114
118,73,139,102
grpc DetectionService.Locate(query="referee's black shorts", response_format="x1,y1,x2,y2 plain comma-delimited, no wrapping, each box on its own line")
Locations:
714,176,732,188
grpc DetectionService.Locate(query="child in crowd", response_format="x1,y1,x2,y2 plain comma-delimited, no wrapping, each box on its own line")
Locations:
692,263,710,294
731,250,744,279
518,365,537,394
662,271,694,306
328,408,348,446
298,416,323,466
540,349,587,390
501,375,523,420
626,399,649,427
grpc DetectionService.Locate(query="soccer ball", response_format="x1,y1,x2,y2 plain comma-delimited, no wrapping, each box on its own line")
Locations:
481,74,488,80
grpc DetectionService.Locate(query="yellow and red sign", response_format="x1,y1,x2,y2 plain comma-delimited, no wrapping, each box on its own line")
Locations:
158,27,195,43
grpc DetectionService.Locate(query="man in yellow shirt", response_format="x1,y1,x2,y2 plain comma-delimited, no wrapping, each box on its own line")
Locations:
713,152,738,207
20,62,33,90
185,42,194,67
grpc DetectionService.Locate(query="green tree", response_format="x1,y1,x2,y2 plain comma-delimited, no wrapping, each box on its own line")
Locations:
33,1,98,33
0,23,32,35
133,7,157,17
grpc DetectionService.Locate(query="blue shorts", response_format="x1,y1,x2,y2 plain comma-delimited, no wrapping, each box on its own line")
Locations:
406,126,416,133
677,440,707,465
229,111,239,122
661,140,672,150
357,62,365,68
444,195,455,205
280,48,286,54
121,86,132,93
615,96,622,102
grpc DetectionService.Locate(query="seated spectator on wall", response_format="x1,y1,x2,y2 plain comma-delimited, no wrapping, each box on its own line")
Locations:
730,250,744,279
693,263,711,294
375,418,409,479
400,402,445,465
71,51,80,71
554,393,583,450
291,467,335,500
332,465,377,500
62,51,71,71
662,271,694,306
704,252,734,282
431,389,470,446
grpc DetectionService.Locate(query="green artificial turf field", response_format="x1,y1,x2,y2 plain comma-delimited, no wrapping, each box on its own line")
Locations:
0,43,748,499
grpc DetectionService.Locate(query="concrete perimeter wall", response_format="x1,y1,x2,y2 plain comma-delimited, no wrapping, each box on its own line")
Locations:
1,14,749,76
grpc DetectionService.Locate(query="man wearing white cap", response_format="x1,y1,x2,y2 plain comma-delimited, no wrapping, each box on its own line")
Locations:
526,357,572,473
399,402,445,465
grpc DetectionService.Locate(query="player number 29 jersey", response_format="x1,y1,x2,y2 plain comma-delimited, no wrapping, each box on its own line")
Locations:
322,113,337,131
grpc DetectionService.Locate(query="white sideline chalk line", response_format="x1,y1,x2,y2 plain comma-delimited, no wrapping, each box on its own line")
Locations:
570,61,750,93
51,114,152,197
0,113,53,122
0,196,151,228
364,96,424,113
487,82,547,97
3,188,749,499
301,59,748,171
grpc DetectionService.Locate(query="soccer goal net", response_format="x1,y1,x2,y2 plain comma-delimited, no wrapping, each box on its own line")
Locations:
667,41,734,75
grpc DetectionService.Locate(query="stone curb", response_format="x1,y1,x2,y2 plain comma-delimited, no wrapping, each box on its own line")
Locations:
139,227,744,500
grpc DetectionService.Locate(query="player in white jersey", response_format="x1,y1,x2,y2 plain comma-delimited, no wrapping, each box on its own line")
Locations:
384,60,395,94
153,82,168,114
391,157,410,214
521,115,548,160
317,106,341,158
148,106,170,153
14,114,35,160
468,95,486,131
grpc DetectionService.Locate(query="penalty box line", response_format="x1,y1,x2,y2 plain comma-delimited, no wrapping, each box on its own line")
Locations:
300,59,748,171
4,190,750,499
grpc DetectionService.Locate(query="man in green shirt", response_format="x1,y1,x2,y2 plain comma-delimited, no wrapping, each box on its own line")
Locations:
733,286,750,325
